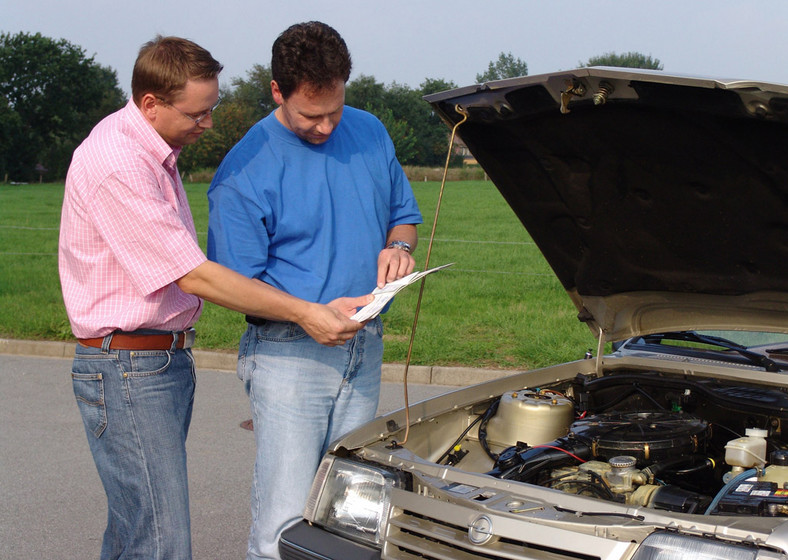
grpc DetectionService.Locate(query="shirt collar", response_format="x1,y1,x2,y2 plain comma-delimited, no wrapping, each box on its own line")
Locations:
124,99,182,168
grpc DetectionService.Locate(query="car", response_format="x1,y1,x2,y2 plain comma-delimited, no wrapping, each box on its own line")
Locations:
279,67,788,560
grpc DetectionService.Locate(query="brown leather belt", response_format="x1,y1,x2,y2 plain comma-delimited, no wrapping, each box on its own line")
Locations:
77,329,196,351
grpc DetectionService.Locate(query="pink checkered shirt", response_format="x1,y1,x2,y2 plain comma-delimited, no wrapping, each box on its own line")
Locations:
59,100,207,338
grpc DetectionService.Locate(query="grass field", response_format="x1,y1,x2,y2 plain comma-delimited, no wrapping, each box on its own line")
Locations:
0,181,597,369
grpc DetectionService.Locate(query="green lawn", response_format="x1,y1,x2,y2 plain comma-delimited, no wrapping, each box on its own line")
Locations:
0,181,596,369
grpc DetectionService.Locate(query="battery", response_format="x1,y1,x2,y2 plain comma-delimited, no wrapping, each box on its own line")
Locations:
712,480,788,516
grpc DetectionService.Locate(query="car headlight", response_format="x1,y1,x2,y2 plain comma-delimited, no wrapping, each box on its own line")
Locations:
303,456,405,547
632,532,785,560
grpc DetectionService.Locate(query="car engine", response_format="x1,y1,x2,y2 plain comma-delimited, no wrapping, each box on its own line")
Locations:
475,372,788,516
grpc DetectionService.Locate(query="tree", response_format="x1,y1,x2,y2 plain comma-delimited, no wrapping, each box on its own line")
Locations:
374,106,418,164
0,96,24,181
179,98,258,173
346,76,419,164
580,51,663,70
345,75,458,166
476,52,529,83
192,68,461,169
414,78,463,166
0,33,125,180
179,66,274,173
0,32,125,181
345,74,387,116
230,64,276,121
420,78,457,97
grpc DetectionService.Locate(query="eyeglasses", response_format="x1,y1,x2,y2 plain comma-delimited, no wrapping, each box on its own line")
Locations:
157,96,222,125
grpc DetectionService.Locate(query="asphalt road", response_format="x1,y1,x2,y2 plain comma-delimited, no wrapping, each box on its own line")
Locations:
0,354,461,560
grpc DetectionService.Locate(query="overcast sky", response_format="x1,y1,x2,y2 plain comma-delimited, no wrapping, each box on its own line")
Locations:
5,0,788,96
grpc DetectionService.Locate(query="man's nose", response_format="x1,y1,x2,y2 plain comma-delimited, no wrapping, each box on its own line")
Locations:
315,116,333,135
199,112,215,129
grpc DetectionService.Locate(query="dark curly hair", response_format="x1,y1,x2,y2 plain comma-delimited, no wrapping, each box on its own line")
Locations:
271,21,352,99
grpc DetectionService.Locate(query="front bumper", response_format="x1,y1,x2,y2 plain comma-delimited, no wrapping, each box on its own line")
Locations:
279,521,380,560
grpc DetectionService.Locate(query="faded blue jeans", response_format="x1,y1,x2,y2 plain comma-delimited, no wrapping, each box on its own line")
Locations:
71,338,196,560
239,317,383,560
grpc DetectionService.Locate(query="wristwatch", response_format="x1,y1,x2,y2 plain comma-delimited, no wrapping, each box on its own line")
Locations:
386,240,412,254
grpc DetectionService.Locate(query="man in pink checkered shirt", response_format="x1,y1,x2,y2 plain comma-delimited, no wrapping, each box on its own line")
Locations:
58,36,371,560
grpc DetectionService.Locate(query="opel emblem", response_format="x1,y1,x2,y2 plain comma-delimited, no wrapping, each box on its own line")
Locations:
468,515,493,545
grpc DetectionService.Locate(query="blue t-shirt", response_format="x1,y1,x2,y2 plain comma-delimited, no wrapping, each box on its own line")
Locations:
207,106,422,304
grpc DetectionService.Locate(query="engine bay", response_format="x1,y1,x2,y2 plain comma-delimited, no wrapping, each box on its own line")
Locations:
448,371,788,517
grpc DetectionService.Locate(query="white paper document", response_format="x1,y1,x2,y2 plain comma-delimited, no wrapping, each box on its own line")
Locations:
351,263,454,322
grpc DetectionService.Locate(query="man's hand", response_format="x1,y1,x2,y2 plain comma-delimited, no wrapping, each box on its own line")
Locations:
378,224,418,288
377,247,416,288
327,295,373,318
177,262,373,346
299,295,372,346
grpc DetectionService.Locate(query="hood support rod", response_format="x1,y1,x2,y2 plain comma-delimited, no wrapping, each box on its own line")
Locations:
392,105,468,448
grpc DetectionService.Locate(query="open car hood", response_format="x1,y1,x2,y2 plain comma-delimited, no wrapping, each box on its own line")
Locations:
425,67,788,342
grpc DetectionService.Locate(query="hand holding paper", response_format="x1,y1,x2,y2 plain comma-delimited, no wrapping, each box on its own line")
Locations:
351,263,454,322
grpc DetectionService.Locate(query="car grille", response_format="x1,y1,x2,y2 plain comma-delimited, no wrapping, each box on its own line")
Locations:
382,489,633,560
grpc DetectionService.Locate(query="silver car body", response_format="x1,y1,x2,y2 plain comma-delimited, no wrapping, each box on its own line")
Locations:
280,68,788,560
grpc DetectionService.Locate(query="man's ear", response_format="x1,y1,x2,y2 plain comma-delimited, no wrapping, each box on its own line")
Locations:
139,93,159,120
271,80,284,105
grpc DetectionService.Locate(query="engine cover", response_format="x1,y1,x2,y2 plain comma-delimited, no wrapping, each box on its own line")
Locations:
569,412,709,465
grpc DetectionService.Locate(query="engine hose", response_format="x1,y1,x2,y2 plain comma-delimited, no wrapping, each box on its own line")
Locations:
436,412,484,465
478,399,501,460
704,468,757,515
642,455,713,481
493,437,592,482
674,459,715,476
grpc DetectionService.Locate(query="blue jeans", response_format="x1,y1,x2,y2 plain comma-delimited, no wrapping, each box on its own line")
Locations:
239,317,383,560
71,338,196,560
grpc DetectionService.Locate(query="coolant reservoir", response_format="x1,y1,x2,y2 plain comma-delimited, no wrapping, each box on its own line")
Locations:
485,390,574,449
725,428,768,469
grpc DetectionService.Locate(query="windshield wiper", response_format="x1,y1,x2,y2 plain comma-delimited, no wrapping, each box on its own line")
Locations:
644,331,781,373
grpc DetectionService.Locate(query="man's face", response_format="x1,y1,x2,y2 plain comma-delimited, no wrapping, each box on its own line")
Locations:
151,78,220,148
272,79,345,144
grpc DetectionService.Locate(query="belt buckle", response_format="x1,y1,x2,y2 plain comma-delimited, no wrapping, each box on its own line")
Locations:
181,328,196,349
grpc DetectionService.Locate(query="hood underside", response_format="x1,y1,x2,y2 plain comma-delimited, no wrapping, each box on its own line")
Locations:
425,68,788,341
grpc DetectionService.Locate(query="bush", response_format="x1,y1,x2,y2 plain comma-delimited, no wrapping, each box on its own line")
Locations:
402,165,488,182
183,168,216,183
182,165,488,185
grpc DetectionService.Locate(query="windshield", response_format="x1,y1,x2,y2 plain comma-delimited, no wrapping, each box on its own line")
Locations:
697,331,788,348
623,330,788,372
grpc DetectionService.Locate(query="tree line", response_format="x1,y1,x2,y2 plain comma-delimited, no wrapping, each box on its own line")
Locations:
0,31,662,182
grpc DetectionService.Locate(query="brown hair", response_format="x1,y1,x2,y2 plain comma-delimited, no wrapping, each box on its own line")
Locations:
131,36,223,105
271,21,351,99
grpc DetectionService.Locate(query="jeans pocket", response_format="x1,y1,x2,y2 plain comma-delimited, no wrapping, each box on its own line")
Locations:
72,372,107,438
371,316,383,338
127,350,172,377
254,321,308,342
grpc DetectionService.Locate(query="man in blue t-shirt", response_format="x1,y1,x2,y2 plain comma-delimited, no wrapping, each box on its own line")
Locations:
207,21,422,560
